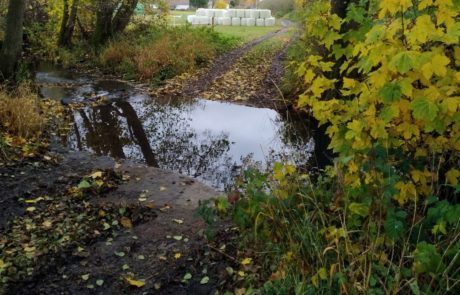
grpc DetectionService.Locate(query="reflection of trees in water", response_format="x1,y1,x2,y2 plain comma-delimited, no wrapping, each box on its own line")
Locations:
69,99,238,189
138,99,237,189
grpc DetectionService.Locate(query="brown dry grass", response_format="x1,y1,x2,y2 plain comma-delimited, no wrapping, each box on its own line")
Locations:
0,85,46,138
101,30,218,81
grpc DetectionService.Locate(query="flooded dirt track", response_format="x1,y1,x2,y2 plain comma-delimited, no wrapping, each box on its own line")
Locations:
37,63,315,191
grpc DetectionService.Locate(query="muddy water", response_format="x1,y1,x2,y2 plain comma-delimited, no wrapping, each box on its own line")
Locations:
37,64,318,190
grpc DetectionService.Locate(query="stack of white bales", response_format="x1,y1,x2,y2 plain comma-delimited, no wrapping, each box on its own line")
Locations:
187,9,275,27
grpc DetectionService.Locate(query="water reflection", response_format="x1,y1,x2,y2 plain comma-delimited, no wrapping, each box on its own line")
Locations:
38,66,315,190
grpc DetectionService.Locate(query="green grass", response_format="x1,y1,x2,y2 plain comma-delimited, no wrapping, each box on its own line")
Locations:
214,25,282,43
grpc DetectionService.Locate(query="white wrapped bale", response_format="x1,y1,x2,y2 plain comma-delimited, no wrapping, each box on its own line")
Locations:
256,18,265,26
187,15,195,24
215,17,223,25
246,17,256,26
232,17,241,26
222,10,230,18
196,8,206,16
196,16,211,25
265,17,276,26
259,9,271,18
245,9,259,19
221,17,231,26
228,9,236,18
214,10,225,18
236,9,245,18
241,18,248,26
204,9,214,17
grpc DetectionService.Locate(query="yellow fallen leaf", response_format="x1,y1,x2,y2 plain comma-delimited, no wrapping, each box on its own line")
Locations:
172,219,184,224
159,186,167,192
120,217,133,229
125,277,146,288
25,197,44,204
241,257,252,265
24,246,36,253
238,271,245,277
90,171,103,179
0,259,6,269
42,220,53,229
26,207,36,212
174,252,182,259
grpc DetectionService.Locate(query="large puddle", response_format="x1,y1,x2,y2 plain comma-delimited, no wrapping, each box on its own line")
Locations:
37,64,322,190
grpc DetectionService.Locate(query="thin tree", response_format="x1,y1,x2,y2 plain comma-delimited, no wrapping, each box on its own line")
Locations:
58,0,79,48
0,0,27,81
93,0,139,45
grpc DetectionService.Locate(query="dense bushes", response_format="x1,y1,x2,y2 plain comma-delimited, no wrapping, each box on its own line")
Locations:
205,0,460,294
100,27,239,83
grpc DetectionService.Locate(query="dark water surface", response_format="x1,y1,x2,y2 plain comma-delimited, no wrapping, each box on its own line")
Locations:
37,64,322,190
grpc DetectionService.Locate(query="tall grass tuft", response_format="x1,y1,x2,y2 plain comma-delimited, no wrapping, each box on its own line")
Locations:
0,85,46,139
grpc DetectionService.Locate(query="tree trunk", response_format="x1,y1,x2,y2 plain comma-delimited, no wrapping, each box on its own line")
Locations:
0,0,27,81
93,0,138,46
58,0,70,46
112,0,138,34
59,0,79,47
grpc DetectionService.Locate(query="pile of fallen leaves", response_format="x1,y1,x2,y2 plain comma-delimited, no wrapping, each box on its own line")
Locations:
201,34,290,103
0,170,155,292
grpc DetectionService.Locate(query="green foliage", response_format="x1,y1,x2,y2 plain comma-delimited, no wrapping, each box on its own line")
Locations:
215,0,460,293
190,0,208,8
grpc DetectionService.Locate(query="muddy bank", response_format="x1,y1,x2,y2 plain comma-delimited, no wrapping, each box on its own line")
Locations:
1,141,235,294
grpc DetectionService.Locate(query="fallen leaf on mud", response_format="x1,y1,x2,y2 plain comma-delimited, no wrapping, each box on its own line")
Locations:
159,205,170,212
25,197,44,204
43,155,52,161
122,264,130,270
160,186,167,192
125,277,146,288
115,251,126,257
90,171,103,179
174,253,182,259
235,288,247,295
159,255,167,261
226,267,234,275
154,283,161,290
173,236,183,241
172,219,184,224
136,177,141,182
26,207,36,212
115,163,122,169
81,274,90,281
96,279,104,286
0,259,6,269
120,217,133,229
87,284,94,289
183,273,192,281
103,223,111,230
238,271,245,277
200,276,209,284
137,255,145,260
138,193,147,202
241,258,252,265
78,180,91,189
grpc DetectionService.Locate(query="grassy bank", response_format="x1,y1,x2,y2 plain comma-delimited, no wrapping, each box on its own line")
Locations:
99,26,239,84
